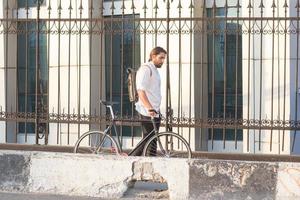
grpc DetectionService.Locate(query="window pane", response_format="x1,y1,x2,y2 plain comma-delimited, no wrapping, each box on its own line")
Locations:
17,0,46,8
207,5,243,141
17,21,48,134
105,14,141,137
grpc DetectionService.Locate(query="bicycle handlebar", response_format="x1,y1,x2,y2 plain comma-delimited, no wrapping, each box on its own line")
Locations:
100,100,161,123
148,109,158,114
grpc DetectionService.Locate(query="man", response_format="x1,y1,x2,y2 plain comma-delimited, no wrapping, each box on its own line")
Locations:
133,46,167,156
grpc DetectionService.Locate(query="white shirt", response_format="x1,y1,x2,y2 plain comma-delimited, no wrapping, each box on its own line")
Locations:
135,62,161,117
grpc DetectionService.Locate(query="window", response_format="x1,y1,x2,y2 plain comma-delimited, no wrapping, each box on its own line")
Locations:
207,6,243,141
17,22,48,133
105,14,142,137
17,0,46,8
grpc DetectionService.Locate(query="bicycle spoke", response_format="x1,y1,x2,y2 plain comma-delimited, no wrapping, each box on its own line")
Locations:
74,131,120,155
143,132,192,158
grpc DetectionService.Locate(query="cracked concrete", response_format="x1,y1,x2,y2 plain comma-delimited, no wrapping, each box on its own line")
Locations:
132,162,165,182
0,150,300,200
189,160,279,199
0,151,31,192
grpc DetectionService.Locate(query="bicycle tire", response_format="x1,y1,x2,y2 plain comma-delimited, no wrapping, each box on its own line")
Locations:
142,132,192,159
74,131,120,155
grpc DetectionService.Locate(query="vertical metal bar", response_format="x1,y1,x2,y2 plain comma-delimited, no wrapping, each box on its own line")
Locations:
142,1,147,141
67,0,72,143
143,0,147,63
211,0,216,150
292,1,300,152
120,0,125,145
85,2,93,148
258,1,264,151
78,0,83,138
109,0,114,104
200,0,206,150
57,0,61,144
282,0,288,152
177,0,182,141
188,0,193,144
142,0,147,144
270,1,276,152
4,0,8,143
165,0,170,131
154,0,158,46
131,0,136,145
247,0,252,152
35,0,41,145
222,0,228,149
45,0,51,145
15,1,19,143
89,0,94,135
164,0,173,152
234,0,240,150
276,0,280,153
99,1,104,130
109,0,114,137
25,0,29,143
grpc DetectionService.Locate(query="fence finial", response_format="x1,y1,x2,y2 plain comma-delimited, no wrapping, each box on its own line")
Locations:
57,0,62,11
68,0,72,10
259,1,265,9
47,0,51,11
79,0,83,11
271,1,276,9
89,0,94,11
177,0,182,10
189,0,194,9
5,0,9,11
142,0,147,10
121,0,126,11
154,0,159,10
296,1,300,9
247,1,253,9
283,0,288,8
236,0,241,9
131,0,136,11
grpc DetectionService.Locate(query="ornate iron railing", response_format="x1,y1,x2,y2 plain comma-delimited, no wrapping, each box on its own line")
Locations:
0,0,299,154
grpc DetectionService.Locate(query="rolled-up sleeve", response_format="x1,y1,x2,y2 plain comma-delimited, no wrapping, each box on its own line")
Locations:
136,66,151,91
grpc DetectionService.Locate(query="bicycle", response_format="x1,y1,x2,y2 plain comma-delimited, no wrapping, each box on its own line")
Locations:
74,100,192,158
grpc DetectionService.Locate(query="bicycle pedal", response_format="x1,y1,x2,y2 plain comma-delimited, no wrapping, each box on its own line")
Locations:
110,147,117,153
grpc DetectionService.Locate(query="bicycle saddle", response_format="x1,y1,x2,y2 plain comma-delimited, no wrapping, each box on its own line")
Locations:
100,100,119,106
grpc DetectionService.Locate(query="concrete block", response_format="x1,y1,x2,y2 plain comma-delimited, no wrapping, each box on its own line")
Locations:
0,150,190,199
277,162,300,198
0,150,300,200
0,151,30,192
28,152,139,199
188,159,278,200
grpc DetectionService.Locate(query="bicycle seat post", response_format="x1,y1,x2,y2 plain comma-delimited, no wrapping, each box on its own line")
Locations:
151,117,158,133
107,105,115,120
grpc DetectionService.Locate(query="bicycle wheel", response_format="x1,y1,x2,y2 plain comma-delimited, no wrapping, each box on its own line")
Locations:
142,132,192,158
74,131,120,155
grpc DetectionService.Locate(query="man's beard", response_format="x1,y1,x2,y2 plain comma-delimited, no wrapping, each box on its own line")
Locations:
155,63,162,68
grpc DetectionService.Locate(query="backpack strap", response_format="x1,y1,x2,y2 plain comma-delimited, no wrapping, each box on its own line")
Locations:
141,64,152,77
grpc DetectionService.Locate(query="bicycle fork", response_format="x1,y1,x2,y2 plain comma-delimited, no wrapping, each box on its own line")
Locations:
95,125,120,153
151,117,168,156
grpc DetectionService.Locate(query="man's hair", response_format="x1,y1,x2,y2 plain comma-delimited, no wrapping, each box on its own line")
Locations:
148,46,167,61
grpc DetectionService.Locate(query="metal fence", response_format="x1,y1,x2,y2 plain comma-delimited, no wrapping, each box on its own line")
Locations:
0,0,300,154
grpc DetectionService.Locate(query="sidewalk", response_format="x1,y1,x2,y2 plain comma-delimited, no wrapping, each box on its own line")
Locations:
0,182,168,200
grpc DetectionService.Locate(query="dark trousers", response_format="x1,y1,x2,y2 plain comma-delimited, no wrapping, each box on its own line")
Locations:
130,114,161,156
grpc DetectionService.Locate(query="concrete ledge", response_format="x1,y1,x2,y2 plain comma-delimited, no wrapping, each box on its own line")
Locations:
0,150,299,200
